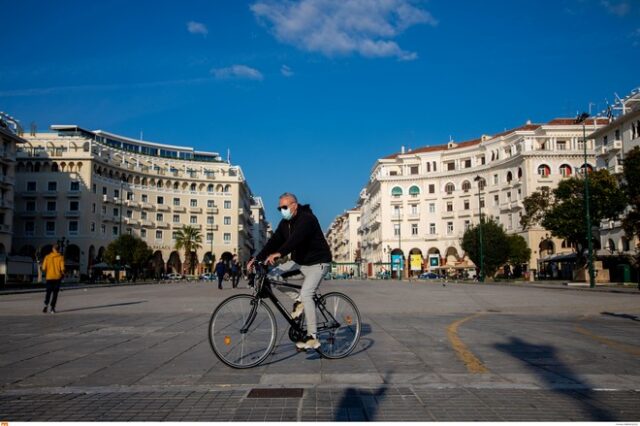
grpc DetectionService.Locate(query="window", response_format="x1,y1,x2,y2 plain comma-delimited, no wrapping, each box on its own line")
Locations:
141,194,148,202
47,201,56,211
410,165,419,175
426,162,431,172
69,221,79,235
25,221,35,236
207,233,213,242
446,201,453,212
224,216,231,225
537,165,551,177
391,186,403,197
190,183,197,192
207,184,214,193
445,182,455,195
207,216,214,224
113,226,119,236
393,224,400,236
69,201,79,211
190,216,197,224
47,181,57,191
410,204,418,215
464,200,470,210
429,223,436,235
480,156,486,165
507,213,513,230
447,162,455,171
480,197,485,208
173,215,180,223
70,181,80,191
156,213,164,221
559,164,572,177
141,211,147,220
45,221,55,236
157,196,164,205
224,200,231,209
557,140,566,150
429,203,435,213
90,222,96,232
27,181,36,191
126,192,133,201
462,181,471,192
224,233,231,242
140,229,146,238
26,200,36,211
464,220,471,230
101,224,106,234
114,189,120,198
614,129,620,140
411,224,418,235
493,174,498,185
428,184,435,194
113,208,119,217
173,197,180,206
506,171,513,183
447,222,454,234
506,191,511,200
408,185,420,196
464,159,472,168
92,184,96,194
190,199,198,207
477,178,486,190
389,171,398,176
172,231,178,240
126,209,132,218
493,195,499,206
207,200,215,208
156,230,163,240
127,228,132,235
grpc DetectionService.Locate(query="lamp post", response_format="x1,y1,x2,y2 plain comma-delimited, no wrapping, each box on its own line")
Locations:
115,254,121,284
576,112,595,288
209,214,214,274
474,175,485,282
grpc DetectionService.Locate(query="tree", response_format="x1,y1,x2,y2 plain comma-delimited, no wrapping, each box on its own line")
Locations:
507,234,531,265
104,235,153,280
461,218,510,278
521,169,626,264
174,225,203,275
622,146,640,243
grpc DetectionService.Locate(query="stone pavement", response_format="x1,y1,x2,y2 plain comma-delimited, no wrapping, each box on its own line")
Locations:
1,279,639,421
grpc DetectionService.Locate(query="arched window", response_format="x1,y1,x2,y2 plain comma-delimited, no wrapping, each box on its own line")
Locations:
461,181,471,192
207,184,214,192
607,239,616,252
559,164,572,177
580,163,593,174
224,184,231,193
408,185,420,196
506,171,513,183
517,167,523,180
537,164,551,177
391,186,403,197
477,178,486,191
190,183,197,191
445,182,455,195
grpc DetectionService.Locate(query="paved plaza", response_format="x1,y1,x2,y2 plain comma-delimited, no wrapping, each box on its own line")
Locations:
1,279,639,421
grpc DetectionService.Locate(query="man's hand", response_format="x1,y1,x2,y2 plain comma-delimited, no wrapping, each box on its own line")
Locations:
247,258,256,271
265,253,281,265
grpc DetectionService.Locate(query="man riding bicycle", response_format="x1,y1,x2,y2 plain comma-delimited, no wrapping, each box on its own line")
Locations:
248,192,332,350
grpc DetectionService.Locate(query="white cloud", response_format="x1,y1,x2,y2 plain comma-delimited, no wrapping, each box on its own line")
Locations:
211,65,264,81
250,0,437,61
600,0,630,16
281,64,294,77
187,21,209,36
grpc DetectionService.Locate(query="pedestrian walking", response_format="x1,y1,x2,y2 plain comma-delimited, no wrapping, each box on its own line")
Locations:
215,259,226,290
230,256,241,288
42,244,65,314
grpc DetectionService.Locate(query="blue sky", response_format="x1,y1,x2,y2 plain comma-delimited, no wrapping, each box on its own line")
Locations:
1,0,639,229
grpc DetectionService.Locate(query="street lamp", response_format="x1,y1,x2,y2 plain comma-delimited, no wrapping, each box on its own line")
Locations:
576,112,595,288
115,254,121,284
474,175,485,282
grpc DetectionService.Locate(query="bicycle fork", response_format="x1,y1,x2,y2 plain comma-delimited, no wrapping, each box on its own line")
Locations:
240,299,261,334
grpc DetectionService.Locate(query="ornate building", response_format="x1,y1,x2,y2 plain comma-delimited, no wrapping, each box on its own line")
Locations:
13,125,265,280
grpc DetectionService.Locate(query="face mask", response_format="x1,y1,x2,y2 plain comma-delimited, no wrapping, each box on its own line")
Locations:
280,207,293,220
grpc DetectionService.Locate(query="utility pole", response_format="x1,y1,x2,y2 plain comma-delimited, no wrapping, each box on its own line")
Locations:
474,175,485,282
576,113,596,288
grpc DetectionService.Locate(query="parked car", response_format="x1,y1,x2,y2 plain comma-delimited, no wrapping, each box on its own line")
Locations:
199,273,214,281
418,272,442,280
165,272,184,280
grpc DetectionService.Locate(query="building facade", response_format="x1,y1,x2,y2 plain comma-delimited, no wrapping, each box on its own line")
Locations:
351,118,608,278
250,196,269,256
13,125,263,280
327,209,361,263
591,89,640,259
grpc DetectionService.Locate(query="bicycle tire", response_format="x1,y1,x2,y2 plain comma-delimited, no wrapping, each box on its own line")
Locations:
315,292,361,359
208,294,277,369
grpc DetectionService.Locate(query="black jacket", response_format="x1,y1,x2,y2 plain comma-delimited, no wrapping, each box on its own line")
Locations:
256,204,332,266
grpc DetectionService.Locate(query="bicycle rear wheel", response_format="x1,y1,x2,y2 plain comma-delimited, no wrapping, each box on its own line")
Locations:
315,292,361,359
209,294,277,368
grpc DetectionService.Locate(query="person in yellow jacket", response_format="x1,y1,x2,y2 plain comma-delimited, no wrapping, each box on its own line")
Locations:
42,244,65,314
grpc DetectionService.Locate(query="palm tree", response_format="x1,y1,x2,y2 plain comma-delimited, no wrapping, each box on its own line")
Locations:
174,225,203,276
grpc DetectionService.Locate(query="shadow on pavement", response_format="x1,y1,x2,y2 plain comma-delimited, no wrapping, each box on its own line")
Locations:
58,301,147,313
334,373,390,421
601,312,640,322
494,336,614,420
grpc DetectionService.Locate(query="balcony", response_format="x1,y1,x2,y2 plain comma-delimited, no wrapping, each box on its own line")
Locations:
189,207,203,214
0,175,15,186
125,199,139,208
20,191,38,198
0,199,14,209
206,224,218,231
43,190,58,198
172,206,186,213
0,224,11,233
391,213,403,220
65,210,81,217
124,217,139,226
156,204,171,212
441,210,455,219
140,202,155,210
171,222,183,229
206,207,219,214
67,190,81,198
140,219,154,227
156,221,170,228
608,164,623,174
42,210,57,217
606,139,623,153
18,210,37,217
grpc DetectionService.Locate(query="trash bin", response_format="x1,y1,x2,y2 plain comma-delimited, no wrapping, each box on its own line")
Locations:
617,264,631,283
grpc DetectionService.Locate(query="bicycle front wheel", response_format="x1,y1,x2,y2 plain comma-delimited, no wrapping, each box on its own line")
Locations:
315,292,361,359
209,294,277,369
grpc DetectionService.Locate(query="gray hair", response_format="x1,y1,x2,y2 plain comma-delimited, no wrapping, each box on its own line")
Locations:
279,192,298,203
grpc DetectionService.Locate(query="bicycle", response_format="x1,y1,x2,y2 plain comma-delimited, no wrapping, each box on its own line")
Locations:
208,262,361,369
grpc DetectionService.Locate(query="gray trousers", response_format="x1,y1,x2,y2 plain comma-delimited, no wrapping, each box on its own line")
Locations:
268,260,330,337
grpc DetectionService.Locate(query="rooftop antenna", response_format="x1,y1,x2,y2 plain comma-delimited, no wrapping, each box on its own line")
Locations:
588,102,595,115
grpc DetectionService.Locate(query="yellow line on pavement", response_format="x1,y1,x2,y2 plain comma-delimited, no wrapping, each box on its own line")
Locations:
575,325,640,357
447,313,489,374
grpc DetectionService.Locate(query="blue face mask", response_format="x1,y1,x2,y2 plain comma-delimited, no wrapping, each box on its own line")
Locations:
280,207,293,220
